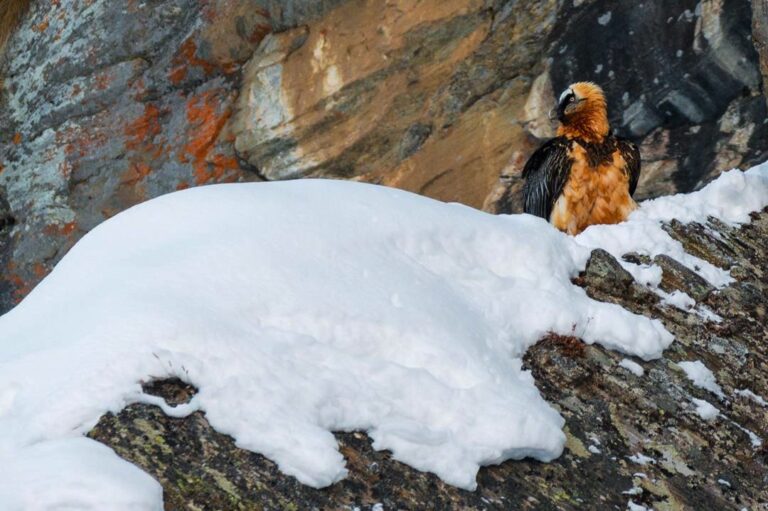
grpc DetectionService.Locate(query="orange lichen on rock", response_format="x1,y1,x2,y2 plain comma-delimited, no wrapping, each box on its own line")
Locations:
121,162,153,185
56,123,108,159
58,159,73,179
6,269,32,304
181,91,239,185
169,38,237,85
125,104,161,151
32,263,47,278
12,133,22,145
94,71,111,91
43,221,77,237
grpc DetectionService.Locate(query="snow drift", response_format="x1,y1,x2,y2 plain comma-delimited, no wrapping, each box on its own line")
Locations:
0,163,766,509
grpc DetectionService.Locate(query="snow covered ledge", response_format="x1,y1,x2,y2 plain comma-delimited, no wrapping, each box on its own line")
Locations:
0,163,766,508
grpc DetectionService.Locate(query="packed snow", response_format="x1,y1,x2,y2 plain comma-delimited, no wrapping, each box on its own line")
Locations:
659,290,695,311
619,358,645,377
729,419,763,448
0,163,766,508
678,360,725,399
0,438,163,510
735,388,768,407
691,398,720,421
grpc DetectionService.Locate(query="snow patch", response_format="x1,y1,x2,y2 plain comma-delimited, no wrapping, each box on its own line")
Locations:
619,358,645,377
729,420,763,448
691,398,719,421
659,290,695,311
735,389,767,407
628,453,655,465
0,438,163,510
678,361,725,399
598,11,612,25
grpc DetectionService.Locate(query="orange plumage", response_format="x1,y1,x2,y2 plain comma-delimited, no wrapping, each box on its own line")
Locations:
522,82,641,235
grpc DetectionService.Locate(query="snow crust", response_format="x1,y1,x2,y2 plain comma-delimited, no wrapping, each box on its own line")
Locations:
0,163,766,506
619,358,645,376
735,388,768,407
0,438,163,511
691,398,720,421
627,501,650,511
628,453,655,465
678,360,725,399
660,290,695,310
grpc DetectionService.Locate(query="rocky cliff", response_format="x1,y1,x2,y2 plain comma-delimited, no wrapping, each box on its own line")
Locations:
89,208,768,510
0,0,767,312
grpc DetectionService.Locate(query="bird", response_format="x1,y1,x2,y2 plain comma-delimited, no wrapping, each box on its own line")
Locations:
522,82,640,235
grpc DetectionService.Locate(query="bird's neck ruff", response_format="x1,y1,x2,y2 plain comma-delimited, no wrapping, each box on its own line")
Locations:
557,87,610,143
557,108,610,143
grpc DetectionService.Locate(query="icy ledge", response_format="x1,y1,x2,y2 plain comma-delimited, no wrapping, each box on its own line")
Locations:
0,164,766,508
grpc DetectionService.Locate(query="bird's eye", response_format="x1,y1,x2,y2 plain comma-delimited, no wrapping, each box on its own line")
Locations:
568,95,576,103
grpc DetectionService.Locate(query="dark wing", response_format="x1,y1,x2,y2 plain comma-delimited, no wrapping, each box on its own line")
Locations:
617,137,641,196
522,137,573,220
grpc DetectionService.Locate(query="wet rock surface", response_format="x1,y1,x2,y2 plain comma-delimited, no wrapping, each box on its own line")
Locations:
89,209,768,510
1,1,768,312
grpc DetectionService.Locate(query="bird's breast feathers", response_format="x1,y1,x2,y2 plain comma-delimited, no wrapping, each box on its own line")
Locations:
549,140,637,235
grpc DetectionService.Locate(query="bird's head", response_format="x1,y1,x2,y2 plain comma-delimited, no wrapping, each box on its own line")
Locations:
553,82,609,142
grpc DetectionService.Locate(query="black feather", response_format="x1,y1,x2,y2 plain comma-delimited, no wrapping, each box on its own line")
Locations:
617,137,641,196
522,134,642,222
522,137,573,220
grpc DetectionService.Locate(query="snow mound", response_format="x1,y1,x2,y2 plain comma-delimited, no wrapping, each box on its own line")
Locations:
0,163,766,506
0,438,163,511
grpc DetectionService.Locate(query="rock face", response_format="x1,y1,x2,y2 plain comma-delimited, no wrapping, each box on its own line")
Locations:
0,2,767,307
89,209,768,510
755,0,768,109
0,0,344,311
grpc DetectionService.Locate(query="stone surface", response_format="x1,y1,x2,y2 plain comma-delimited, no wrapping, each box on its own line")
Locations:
753,0,768,110
89,209,768,510
0,0,343,312
1,0,767,311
